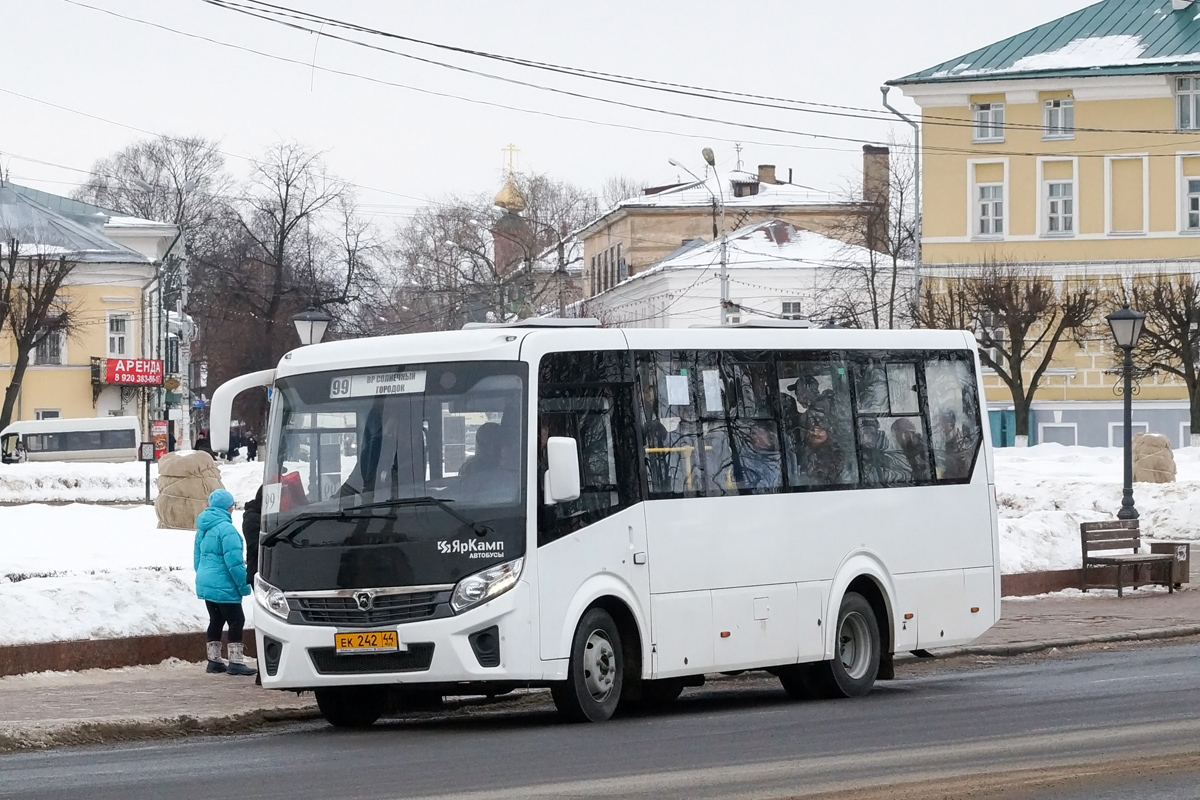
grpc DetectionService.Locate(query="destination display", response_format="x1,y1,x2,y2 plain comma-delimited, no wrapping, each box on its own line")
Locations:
329,370,427,399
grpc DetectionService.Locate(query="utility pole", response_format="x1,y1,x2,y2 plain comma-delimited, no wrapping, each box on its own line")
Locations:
881,86,921,306
698,148,727,325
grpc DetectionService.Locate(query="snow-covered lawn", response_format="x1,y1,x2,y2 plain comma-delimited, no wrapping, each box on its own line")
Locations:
0,445,1196,646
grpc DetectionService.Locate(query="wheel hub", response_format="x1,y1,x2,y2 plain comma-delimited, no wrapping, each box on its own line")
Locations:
582,629,616,701
838,611,873,681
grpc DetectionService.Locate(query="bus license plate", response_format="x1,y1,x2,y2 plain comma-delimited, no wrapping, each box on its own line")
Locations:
334,630,399,654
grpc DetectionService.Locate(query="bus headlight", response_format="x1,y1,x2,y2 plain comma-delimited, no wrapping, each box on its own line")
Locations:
451,557,524,613
254,575,290,620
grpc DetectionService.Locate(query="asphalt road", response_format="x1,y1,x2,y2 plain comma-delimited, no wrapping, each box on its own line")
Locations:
2,642,1200,800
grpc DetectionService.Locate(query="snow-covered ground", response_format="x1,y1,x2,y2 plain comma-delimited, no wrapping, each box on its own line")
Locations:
0,446,1196,646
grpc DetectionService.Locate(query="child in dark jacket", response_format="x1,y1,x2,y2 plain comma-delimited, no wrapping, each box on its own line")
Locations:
194,489,256,676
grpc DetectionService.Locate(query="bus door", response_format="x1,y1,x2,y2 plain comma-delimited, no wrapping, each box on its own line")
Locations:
534,350,651,664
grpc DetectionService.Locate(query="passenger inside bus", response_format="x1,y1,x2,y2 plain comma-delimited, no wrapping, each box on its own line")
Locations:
735,420,781,491
459,422,502,478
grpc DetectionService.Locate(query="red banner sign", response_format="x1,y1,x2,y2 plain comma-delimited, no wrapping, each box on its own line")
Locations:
105,358,164,386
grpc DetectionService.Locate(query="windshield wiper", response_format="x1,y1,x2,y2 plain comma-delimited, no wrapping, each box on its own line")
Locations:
260,502,401,548
381,496,492,537
261,496,490,548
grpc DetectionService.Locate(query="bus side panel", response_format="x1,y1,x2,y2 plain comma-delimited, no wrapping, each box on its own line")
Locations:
909,566,996,649
536,506,652,666
711,584,799,671
650,590,714,678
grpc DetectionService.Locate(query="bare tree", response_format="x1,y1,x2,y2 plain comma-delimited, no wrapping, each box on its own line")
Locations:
74,135,233,237
600,175,647,209
227,142,347,360
371,172,598,335
0,242,77,429
812,143,916,329
917,264,1098,446
1123,274,1200,446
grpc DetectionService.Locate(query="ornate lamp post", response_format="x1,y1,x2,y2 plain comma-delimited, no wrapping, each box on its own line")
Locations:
292,306,332,346
1106,303,1146,520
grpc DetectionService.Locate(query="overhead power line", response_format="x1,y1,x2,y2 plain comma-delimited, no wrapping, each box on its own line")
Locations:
206,0,1200,139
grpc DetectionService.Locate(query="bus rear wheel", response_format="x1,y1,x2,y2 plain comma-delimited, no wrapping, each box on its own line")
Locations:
315,685,387,728
809,592,880,699
552,608,623,723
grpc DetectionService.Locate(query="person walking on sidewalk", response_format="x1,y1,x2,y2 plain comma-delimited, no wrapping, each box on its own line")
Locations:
194,488,257,676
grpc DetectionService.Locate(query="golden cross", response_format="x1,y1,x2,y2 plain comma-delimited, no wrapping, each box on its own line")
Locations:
502,143,519,175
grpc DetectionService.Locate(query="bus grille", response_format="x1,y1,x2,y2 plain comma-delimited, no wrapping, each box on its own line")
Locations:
295,592,442,626
307,644,435,675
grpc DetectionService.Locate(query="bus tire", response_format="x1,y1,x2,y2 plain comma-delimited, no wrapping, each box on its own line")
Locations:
639,678,684,707
776,664,819,700
552,608,623,723
811,591,880,699
314,686,387,728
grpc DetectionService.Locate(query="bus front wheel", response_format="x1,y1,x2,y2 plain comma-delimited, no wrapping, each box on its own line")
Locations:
314,685,387,728
811,592,880,699
552,608,623,723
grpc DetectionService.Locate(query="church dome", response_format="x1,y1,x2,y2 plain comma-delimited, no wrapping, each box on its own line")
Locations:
493,173,525,213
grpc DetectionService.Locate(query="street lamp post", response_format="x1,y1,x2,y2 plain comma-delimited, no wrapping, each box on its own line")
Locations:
669,149,727,325
1106,303,1147,520
292,306,332,346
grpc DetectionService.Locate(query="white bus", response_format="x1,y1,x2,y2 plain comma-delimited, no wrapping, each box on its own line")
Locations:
211,322,999,727
0,416,140,464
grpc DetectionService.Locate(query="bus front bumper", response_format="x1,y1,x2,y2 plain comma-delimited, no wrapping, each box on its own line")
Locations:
254,581,534,690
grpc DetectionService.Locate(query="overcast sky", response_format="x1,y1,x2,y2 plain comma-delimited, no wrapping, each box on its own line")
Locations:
2,0,1087,222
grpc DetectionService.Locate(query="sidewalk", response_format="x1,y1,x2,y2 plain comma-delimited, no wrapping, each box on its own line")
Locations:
2,582,1198,752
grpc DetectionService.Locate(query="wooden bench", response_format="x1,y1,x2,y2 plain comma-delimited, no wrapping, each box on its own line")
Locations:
1081,520,1175,597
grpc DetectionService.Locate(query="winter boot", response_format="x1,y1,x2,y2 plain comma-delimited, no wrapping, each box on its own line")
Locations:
205,641,226,674
226,642,257,676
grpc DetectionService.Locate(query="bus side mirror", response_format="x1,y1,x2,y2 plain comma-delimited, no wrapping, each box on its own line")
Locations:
544,436,581,504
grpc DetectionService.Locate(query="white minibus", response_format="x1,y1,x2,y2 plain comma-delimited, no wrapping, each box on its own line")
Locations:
0,416,140,463
211,322,999,727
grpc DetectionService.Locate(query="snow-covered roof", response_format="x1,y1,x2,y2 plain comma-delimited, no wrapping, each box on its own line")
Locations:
5,184,164,230
575,175,845,239
891,0,1200,84
591,219,894,297
0,187,153,264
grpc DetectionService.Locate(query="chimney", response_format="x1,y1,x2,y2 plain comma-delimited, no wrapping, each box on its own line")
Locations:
862,145,890,206
757,164,777,185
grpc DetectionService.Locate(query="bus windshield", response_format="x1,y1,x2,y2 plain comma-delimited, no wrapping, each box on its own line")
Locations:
264,361,527,534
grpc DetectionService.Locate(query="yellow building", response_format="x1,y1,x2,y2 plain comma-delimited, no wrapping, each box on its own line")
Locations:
890,0,1200,447
0,185,178,429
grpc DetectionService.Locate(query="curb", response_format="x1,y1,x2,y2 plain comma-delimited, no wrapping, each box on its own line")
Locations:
926,623,1200,658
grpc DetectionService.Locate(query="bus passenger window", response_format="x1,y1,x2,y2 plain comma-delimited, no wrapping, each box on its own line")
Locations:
854,359,932,487
779,360,856,488
925,356,982,481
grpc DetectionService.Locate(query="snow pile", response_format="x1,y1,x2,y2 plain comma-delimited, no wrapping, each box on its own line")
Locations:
995,445,1200,574
0,504,253,646
0,460,264,505
0,462,159,504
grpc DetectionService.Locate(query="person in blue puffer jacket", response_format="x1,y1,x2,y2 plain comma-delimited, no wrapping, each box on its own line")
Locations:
194,488,256,676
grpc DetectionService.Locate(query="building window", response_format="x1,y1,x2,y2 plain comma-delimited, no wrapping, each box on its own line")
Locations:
34,329,63,365
1178,76,1200,131
972,103,1005,142
35,409,60,420
977,184,1004,236
107,313,131,357
1187,178,1200,230
780,300,803,320
1046,181,1074,234
589,255,597,294
1043,99,1074,139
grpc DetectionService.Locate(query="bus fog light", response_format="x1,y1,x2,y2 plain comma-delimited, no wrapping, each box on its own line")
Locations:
254,575,289,620
451,557,524,613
